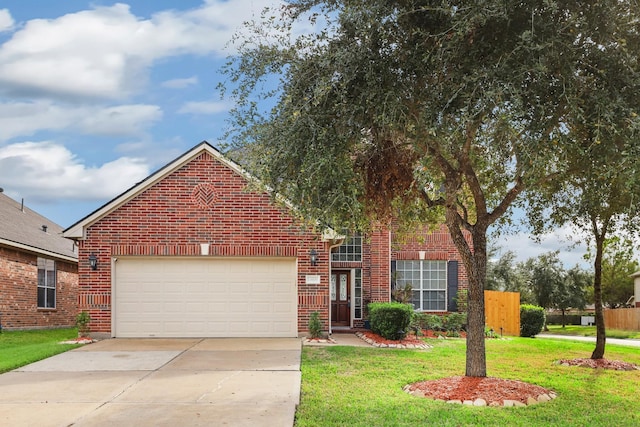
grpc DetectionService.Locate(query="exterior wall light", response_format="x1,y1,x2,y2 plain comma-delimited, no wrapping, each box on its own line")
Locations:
89,253,98,271
310,249,319,266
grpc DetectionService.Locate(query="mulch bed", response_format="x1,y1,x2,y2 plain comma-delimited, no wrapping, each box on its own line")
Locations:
404,376,556,406
557,358,639,371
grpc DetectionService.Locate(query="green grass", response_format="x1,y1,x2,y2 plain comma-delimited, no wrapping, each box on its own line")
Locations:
545,324,640,339
295,337,640,426
0,328,82,374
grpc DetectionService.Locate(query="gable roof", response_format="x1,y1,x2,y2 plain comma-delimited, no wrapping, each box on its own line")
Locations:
0,192,78,262
63,141,259,240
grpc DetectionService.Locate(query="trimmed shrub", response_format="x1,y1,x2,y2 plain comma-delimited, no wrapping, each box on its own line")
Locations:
368,302,414,340
520,304,546,337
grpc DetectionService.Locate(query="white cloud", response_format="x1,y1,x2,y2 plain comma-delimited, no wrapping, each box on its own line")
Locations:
0,101,162,140
75,104,163,136
0,1,280,100
161,76,199,89
177,100,228,115
0,9,13,32
0,141,150,201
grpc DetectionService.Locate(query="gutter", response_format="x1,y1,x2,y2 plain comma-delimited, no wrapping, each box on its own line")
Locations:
0,238,78,263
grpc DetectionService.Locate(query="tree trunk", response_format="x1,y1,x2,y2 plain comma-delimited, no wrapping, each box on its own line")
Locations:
591,235,606,359
561,308,566,328
444,210,487,377
465,246,487,377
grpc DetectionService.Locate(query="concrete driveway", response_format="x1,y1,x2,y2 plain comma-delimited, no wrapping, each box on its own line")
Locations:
0,338,301,427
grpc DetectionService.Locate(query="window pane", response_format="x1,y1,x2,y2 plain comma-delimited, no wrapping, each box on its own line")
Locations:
331,233,363,262
412,290,420,310
47,270,56,288
46,288,56,308
37,287,46,308
37,257,57,308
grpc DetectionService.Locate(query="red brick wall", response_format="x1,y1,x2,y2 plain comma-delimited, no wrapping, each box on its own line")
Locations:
79,152,326,335
368,226,391,303
0,246,78,330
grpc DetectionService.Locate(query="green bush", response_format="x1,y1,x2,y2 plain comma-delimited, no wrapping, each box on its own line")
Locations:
308,311,322,339
424,314,444,331
368,302,414,340
444,313,467,333
75,311,91,337
520,304,546,337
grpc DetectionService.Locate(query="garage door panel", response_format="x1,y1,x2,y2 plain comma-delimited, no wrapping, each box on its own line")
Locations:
114,257,297,338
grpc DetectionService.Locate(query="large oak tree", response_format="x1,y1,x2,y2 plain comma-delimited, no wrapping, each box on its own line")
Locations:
222,1,640,377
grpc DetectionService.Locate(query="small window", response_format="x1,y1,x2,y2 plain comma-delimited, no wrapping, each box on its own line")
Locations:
331,234,363,262
354,269,362,319
396,260,447,311
37,257,56,309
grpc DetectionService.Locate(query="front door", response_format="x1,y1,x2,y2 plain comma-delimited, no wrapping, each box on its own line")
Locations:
331,271,350,326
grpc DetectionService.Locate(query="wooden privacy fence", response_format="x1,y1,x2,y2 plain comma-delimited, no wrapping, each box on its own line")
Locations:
484,290,520,336
603,308,640,331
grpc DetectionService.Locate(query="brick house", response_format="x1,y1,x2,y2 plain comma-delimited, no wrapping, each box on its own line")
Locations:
0,191,78,330
63,142,467,338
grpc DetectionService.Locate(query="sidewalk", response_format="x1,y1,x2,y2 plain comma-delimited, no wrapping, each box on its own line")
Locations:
538,334,640,348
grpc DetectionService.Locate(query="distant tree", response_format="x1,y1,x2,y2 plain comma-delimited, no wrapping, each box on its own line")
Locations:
486,248,532,302
554,266,590,327
591,237,639,308
526,252,565,311
486,249,517,291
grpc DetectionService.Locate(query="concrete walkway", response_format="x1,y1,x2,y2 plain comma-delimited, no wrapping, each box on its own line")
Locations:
0,338,301,427
538,334,640,348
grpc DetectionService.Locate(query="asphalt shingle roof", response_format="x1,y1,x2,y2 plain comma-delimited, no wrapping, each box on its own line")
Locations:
0,192,77,261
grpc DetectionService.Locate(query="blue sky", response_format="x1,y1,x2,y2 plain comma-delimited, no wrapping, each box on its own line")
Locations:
0,1,278,224
0,1,592,268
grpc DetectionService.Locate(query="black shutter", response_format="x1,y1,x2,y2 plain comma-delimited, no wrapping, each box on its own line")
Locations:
447,261,459,312
390,260,397,290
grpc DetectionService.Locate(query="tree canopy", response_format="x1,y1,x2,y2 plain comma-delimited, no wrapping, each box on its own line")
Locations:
222,0,640,376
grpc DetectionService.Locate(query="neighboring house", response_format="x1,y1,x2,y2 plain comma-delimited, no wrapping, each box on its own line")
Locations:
63,142,468,338
0,191,78,330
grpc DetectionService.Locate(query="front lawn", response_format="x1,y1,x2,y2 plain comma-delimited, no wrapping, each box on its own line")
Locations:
296,337,640,426
545,324,640,340
0,328,82,374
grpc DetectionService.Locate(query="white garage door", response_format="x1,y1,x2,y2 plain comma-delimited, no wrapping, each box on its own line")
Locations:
113,257,297,338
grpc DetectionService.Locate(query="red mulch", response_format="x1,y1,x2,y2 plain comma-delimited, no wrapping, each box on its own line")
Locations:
558,358,639,371
359,329,464,346
406,376,554,406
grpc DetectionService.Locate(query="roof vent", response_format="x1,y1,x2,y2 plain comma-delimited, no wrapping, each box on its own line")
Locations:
42,225,48,233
